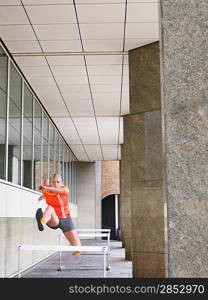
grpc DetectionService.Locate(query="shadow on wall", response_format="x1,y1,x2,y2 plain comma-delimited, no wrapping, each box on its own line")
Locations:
102,194,120,240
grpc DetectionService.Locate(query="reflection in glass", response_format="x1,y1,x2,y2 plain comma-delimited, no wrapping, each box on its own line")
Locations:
68,150,72,200
8,63,22,185
74,158,77,204
49,122,54,179
60,139,64,182
23,84,33,188
54,131,59,174
42,112,49,182
64,146,68,186
0,46,8,180
62,142,66,184
34,99,42,189
71,154,75,203
0,42,77,196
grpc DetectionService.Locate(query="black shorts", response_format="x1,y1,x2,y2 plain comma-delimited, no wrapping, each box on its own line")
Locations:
47,216,75,233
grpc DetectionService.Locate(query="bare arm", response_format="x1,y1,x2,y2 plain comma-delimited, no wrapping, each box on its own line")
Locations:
38,178,49,191
43,178,49,185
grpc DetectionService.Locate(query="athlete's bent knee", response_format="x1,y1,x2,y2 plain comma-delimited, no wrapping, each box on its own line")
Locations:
46,205,55,213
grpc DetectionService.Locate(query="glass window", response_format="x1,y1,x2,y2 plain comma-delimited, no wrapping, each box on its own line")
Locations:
74,158,77,204
59,139,64,182
72,156,78,204
34,99,42,189
0,46,8,180
42,112,49,182
0,42,78,191
22,84,33,189
49,122,55,179
62,142,65,184
71,154,75,203
64,146,68,186
68,150,72,200
8,63,22,185
54,131,59,174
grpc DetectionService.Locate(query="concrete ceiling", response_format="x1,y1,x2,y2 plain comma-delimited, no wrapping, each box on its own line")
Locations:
0,0,159,161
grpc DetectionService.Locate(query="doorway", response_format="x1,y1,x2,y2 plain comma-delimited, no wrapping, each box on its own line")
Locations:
102,194,120,240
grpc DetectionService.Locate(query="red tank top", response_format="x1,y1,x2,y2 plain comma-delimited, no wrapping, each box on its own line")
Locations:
43,186,70,218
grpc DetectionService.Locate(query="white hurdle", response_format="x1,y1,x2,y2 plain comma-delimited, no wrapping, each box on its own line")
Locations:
77,229,111,232
77,228,111,271
77,229,111,251
58,229,111,271
17,245,108,278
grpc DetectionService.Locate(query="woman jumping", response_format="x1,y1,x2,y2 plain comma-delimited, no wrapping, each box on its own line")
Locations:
35,173,81,256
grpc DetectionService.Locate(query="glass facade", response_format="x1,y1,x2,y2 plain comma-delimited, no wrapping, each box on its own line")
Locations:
34,99,42,189
23,83,33,189
8,63,22,185
42,111,49,183
0,42,77,203
0,46,7,180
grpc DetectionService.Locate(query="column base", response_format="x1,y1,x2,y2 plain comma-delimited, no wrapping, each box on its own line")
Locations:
133,252,165,278
125,238,132,260
125,250,132,261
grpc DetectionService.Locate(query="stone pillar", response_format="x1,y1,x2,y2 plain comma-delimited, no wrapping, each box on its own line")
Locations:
119,153,124,247
129,41,165,277
101,160,119,200
76,162,97,229
120,115,132,260
160,0,208,277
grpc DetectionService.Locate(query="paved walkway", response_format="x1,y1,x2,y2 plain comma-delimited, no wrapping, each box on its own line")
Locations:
19,239,132,278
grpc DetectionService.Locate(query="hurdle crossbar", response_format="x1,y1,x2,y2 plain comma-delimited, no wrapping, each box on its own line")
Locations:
77,232,111,270
58,232,111,270
78,233,109,238
17,245,108,278
77,229,111,232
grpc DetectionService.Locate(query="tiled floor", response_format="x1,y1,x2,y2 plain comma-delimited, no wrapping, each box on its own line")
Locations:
19,239,132,278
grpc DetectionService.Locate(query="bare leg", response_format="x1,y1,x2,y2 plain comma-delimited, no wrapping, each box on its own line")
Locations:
43,205,59,226
64,230,81,246
64,230,82,256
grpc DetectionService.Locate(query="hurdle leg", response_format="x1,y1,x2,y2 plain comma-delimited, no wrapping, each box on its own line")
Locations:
106,233,110,271
58,251,62,271
58,233,62,271
18,246,21,278
103,248,107,278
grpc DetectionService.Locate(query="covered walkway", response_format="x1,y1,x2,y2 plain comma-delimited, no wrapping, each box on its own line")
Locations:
1,1,207,280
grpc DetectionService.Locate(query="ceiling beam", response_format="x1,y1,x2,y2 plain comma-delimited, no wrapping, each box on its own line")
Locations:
11,51,128,57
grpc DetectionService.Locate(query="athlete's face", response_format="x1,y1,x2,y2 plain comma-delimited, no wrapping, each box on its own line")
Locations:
51,176,62,187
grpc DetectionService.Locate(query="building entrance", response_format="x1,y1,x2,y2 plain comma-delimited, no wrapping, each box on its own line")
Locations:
102,194,120,240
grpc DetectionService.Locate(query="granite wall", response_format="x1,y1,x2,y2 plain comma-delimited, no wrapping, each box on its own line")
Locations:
120,115,132,260
160,0,208,277
128,41,165,277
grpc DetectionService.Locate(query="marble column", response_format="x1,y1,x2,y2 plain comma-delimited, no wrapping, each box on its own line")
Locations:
160,0,208,277
120,115,132,260
119,149,125,248
129,41,165,277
